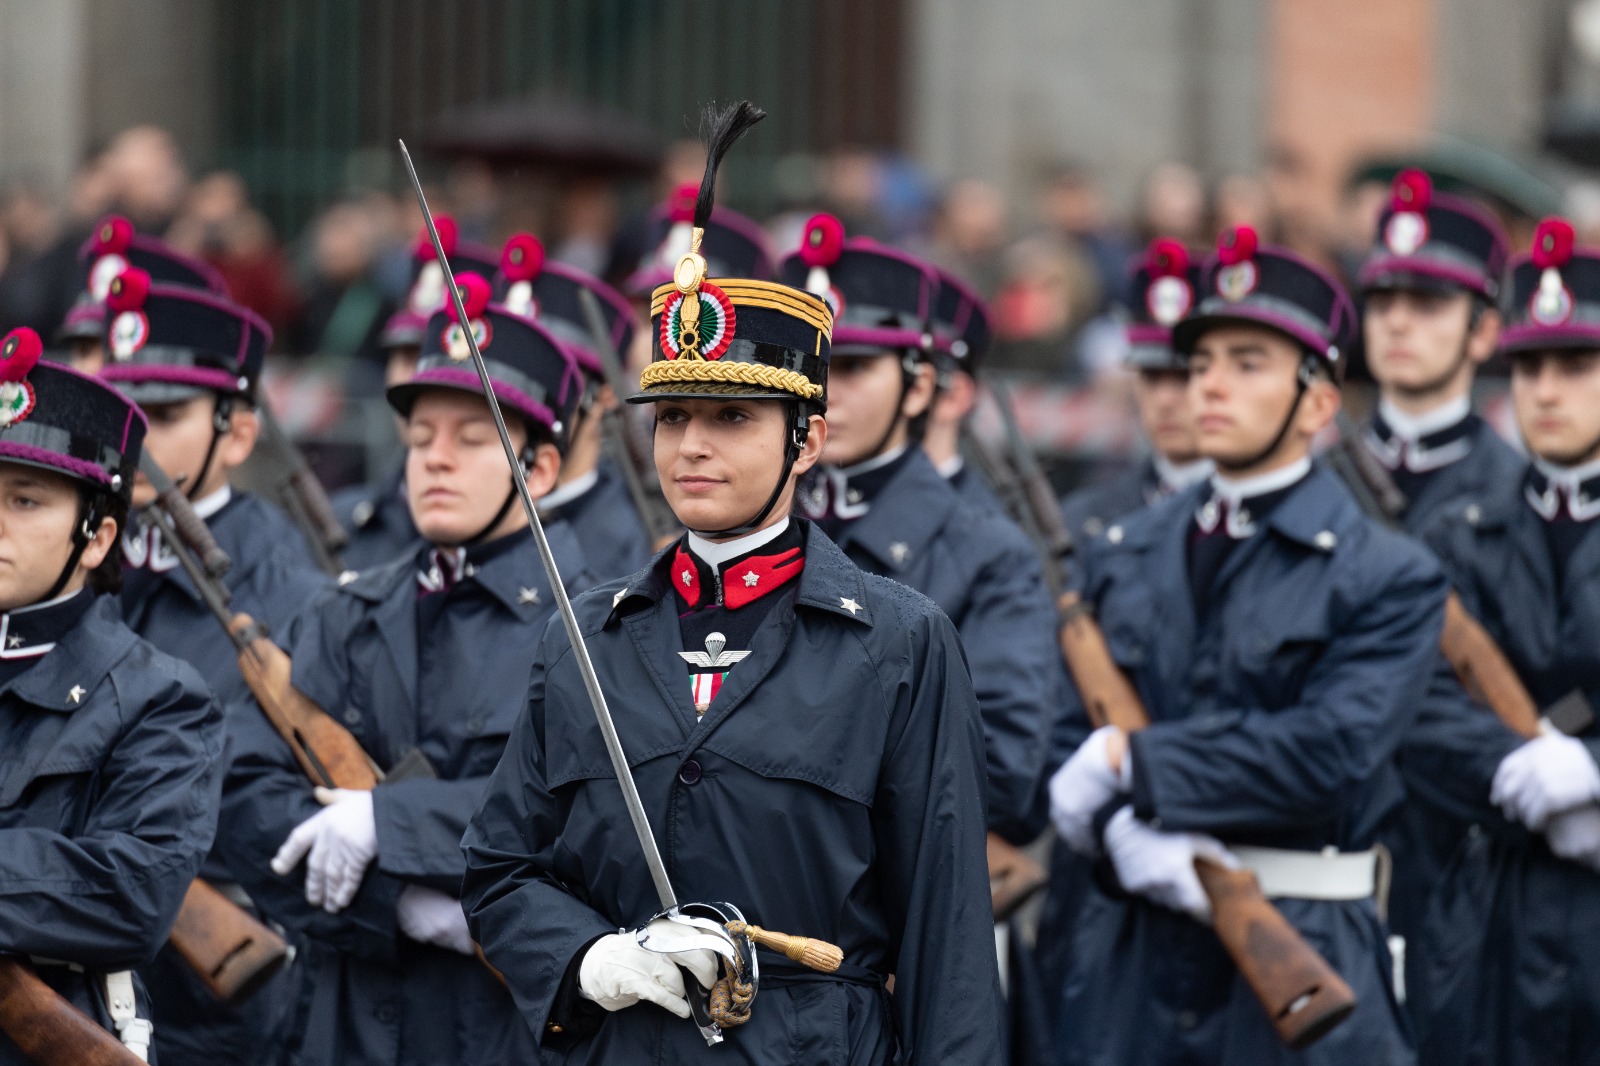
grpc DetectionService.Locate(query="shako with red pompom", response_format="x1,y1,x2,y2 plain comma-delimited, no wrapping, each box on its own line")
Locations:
0,328,42,428
499,234,545,319
798,213,847,316
104,267,153,361
442,271,494,360
1530,217,1577,326
1384,169,1433,256
85,215,136,301
1214,225,1260,301
1144,238,1194,326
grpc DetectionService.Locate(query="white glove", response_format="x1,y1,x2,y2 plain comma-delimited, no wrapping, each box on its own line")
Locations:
1545,805,1600,872
1050,726,1129,856
1103,806,1234,922
578,918,720,1019
271,787,378,913
397,885,474,955
1490,732,1600,830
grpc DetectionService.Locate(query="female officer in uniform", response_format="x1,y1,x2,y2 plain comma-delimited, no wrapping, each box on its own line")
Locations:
462,103,1004,1065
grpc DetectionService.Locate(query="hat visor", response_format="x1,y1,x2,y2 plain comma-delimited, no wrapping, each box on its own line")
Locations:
113,380,212,406
627,380,800,404
1126,342,1184,370
1359,258,1485,298
1171,308,1327,360
1499,322,1600,357
0,444,117,494
386,371,556,430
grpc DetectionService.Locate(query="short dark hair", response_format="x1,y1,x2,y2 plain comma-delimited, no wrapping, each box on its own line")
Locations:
84,491,128,596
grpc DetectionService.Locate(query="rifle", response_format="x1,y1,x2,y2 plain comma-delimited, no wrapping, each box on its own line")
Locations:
575,288,681,551
1326,413,1545,739
1057,592,1358,1049
251,403,348,576
978,384,1356,1047
0,958,144,1066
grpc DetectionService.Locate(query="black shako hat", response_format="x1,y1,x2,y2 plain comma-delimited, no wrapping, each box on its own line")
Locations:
0,327,145,503
59,214,228,343
1500,216,1600,356
1126,237,1201,370
1360,168,1508,301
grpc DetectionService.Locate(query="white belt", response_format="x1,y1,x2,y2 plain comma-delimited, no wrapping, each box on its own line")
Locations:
1230,845,1379,902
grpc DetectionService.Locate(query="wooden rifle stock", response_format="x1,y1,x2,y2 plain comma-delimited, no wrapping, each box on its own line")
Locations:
0,959,144,1066
1057,591,1357,1049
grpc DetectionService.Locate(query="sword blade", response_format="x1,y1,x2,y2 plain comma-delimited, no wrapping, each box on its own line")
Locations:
398,140,679,913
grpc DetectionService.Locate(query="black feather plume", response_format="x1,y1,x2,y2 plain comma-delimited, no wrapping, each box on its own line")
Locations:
693,101,767,231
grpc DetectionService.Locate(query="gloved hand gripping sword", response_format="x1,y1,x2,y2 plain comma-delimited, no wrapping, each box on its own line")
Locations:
399,140,842,1046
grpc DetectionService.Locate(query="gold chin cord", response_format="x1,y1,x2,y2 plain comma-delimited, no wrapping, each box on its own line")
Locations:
674,228,709,357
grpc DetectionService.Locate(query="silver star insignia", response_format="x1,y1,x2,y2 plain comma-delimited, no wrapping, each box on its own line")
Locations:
889,542,910,565
680,568,694,587
742,570,759,588
612,589,628,608
840,597,862,616
518,587,541,605
6,634,21,649
68,685,85,704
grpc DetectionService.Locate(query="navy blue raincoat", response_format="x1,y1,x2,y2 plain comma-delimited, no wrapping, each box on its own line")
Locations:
462,523,1004,1064
1403,474,1600,1066
216,522,593,1066
539,460,653,583
1054,464,1444,1066
333,467,421,572
0,596,222,1066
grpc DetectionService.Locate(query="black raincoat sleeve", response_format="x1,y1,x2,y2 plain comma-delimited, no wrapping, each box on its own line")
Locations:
0,658,222,968
871,605,1008,1063
460,634,617,1042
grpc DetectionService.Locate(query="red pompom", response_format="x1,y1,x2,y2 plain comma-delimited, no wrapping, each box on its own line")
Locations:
414,216,458,260
1146,238,1190,278
0,328,42,383
1392,169,1433,213
1532,217,1577,270
800,213,846,267
446,272,492,323
91,215,134,256
500,233,545,283
104,267,151,312
667,184,699,223
1217,226,1258,266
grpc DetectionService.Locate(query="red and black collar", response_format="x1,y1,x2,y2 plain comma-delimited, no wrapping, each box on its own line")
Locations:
670,522,806,611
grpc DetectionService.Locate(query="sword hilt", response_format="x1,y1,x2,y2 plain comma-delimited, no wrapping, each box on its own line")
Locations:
726,922,843,973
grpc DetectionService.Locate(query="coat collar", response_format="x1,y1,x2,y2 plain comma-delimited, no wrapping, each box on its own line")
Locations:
122,492,270,604
610,520,873,628
823,448,962,576
1123,461,1353,556
5,596,138,712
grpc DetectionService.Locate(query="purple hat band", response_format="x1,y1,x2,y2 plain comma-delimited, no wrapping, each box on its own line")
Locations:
0,442,115,487
102,363,243,394
1359,253,1497,300
64,303,106,330
400,366,557,430
379,309,429,348
831,325,930,354
1176,299,1335,360
1126,323,1174,347
1500,321,1600,355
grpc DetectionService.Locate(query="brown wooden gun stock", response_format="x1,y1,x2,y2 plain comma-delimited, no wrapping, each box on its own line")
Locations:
1438,594,1541,741
1057,591,1358,1050
0,958,146,1066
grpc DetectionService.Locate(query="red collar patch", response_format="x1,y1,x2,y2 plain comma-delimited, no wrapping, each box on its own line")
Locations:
671,544,805,611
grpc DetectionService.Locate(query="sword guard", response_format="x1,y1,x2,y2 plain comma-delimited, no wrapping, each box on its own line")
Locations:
638,903,761,1039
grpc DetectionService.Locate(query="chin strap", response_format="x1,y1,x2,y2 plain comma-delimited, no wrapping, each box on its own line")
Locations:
186,396,237,502
460,445,538,547
685,403,812,539
43,493,106,601
1222,357,1314,475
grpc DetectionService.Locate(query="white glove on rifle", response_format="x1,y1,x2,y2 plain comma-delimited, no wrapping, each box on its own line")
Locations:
1491,732,1600,830
271,787,378,913
578,918,721,1019
1050,726,1130,856
1104,806,1235,923
397,885,474,955
1545,805,1600,872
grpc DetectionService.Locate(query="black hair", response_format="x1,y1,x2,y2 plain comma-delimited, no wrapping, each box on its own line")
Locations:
83,490,128,596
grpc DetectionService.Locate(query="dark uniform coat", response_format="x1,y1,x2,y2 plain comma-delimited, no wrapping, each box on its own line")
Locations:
540,460,653,584
947,458,1006,514
461,523,1004,1065
1058,460,1157,546
217,523,593,1066
1056,465,1444,1066
0,596,222,1065
1403,474,1600,1066
333,467,421,573
119,490,331,1066
822,449,1061,842
1363,413,1525,537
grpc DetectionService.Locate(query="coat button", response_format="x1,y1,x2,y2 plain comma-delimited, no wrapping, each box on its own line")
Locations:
465,716,484,735
1175,1010,1198,1030
678,760,703,786
343,709,362,726
375,1003,396,1023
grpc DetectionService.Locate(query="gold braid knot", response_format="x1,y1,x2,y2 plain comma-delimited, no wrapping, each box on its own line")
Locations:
639,359,823,401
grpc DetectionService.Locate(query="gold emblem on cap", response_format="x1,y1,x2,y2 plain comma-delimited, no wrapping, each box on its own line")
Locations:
673,227,710,357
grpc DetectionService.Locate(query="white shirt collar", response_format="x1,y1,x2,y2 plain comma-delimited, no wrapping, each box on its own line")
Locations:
1153,454,1212,493
686,517,791,568
537,469,599,513
834,445,908,480
1533,453,1600,493
1210,456,1312,505
1377,394,1471,442
191,486,233,521
934,454,964,480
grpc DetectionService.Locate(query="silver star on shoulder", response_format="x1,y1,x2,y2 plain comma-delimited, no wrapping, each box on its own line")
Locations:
742,570,759,588
612,588,628,608
889,542,910,565
68,685,85,704
6,634,21,649
680,568,694,588
840,597,862,616
518,587,542,605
